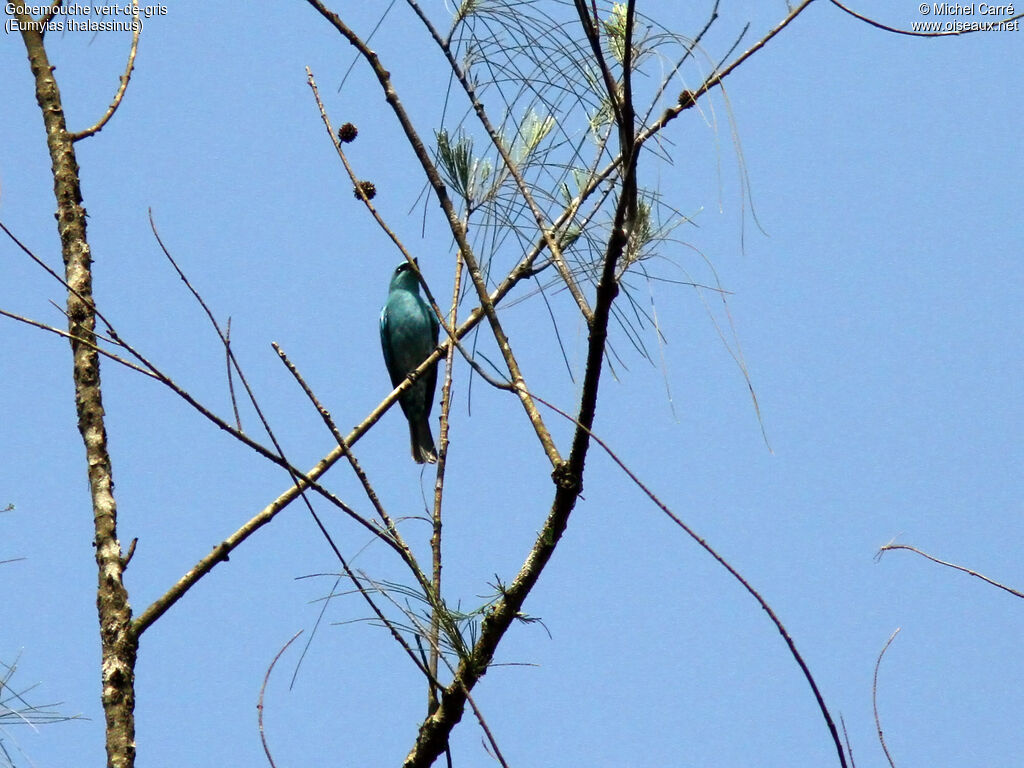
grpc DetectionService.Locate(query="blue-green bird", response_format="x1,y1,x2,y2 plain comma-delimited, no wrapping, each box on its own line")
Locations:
380,261,440,464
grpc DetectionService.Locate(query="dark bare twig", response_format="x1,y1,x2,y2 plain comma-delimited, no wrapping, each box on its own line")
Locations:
873,628,900,768
148,210,244,387
258,631,303,768
0,308,156,378
69,0,141,141
521,388,848,768
269,344,392,531
270,342,433,599
830,0,1023,37
121,538,137,568
225,317,243,431
840,714,857,768
641,0,816,144
877,543,1024,600
572,0,623,126
0,220,120,335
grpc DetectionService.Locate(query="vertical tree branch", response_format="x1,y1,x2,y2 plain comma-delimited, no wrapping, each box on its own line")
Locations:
16,16,136,768
402,6,645,764
426,251,464,715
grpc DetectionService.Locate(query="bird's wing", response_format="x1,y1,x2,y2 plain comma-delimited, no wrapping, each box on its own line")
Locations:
423,295,440,406
428,297,440,345
380,303,401,387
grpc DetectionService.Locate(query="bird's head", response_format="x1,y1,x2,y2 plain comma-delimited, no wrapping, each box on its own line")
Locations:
389,260,422,292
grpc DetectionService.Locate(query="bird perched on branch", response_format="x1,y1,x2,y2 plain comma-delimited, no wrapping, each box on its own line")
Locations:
379,261,439,464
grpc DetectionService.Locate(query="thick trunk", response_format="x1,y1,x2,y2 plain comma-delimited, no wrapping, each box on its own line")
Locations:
17,19,137,768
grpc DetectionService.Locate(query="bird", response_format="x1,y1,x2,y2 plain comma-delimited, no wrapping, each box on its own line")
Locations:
379,260,440,464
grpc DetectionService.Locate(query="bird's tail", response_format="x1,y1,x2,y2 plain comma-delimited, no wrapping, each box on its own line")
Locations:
409,418,438,464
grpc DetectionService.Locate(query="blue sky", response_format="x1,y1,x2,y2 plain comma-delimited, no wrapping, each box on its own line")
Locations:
2,1,1022,766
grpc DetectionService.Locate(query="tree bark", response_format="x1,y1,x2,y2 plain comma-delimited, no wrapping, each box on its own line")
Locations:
17,19,137,768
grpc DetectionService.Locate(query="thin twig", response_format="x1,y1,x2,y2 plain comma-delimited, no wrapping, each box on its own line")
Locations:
225,317,243,431
640,0,817,145
69,0,141,141
0,219,121,337
840,713,857,768
522,388,849,768
873,628,900,768
270,342,433,599
572,0,624,126
0,308,157,379
877,543,1024,600
830,0,1023,36
257,630,303,768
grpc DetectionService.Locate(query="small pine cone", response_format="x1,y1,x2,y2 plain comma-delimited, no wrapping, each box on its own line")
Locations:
354,180,377,200
338,123,358,143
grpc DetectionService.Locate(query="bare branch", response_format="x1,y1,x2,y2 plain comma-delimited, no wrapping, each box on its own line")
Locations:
257,631,303,768
271,342,433,598
840,714,857,768
39,1,64,30
830,0,1023,36
518,388,848,768
0,307,157,379
873,628,901,768
402,6,644,758
427,251,464,715
15,20,137,767
225,317,243,431
69,0,141,141
640,0,817,145
878,543,1024,599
